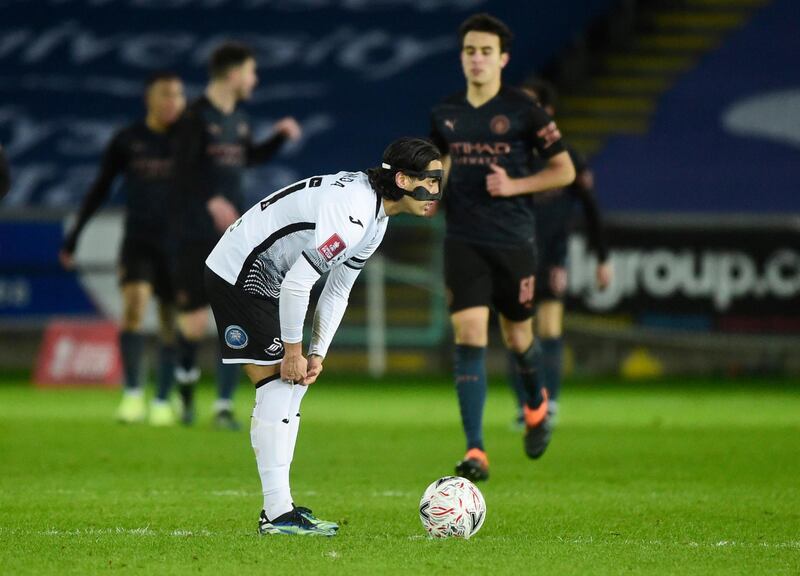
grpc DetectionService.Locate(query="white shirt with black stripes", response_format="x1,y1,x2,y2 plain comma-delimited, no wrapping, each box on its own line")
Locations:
206,171,388,358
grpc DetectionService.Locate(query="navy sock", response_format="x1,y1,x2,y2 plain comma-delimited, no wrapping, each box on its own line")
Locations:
513,342,545,409
217,361,240,402
540,337,564,402
454,345,487,452
119,331,145,391
176,333,199,373
506,351,528,412
155,344,176,401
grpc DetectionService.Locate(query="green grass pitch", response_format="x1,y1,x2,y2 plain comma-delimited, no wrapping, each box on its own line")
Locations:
0,374,798,575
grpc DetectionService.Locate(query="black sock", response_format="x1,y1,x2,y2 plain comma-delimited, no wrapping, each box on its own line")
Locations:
155,344,176,401
217,360,240,403
513,342,545,409
454,345,487,451
176,333,199,373
540,337,563,402
506,351,528,413
119,331,145,391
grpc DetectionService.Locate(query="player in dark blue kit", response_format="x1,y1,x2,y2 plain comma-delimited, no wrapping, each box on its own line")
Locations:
506,78,613,426
60,72,186,425
170,42,302,429
430,14,576,481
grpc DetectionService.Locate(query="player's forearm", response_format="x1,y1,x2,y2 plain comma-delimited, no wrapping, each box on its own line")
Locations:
308,292,348,359
442,154,452,188
64,174,114,250
279,256,320,345
511,158,575,196
571,173,609,261
246,133,288,166
577,191,609,262
283,341,303,358
308,267,360,358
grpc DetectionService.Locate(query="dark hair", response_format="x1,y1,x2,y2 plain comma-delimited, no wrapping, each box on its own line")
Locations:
144,70,181,92
522,77,558,110
459,13,513,54
209,42,255,78
367,137,441,201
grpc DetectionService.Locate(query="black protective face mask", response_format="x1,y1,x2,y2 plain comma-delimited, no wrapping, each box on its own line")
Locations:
381,163,443,201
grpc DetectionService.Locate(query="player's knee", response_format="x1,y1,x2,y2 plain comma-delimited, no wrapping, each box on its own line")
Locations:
505,335,533,354
454,324,487,347
537,303,564,339
538,322,562,339
122,301,147,330
502,327,533,354
178,311,207,340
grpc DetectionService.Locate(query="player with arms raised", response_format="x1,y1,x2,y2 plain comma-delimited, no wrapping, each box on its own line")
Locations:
430,14,575,481
204,137,442,535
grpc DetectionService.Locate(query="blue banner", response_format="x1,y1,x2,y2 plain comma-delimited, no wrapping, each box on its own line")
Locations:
593,0,800,214
0,0,615,210
0,219,97,319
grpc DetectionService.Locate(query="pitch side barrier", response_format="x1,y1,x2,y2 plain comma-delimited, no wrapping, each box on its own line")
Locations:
0,210,448,376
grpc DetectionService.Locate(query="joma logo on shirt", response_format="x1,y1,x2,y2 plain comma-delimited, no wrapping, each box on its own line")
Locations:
318,234,347,261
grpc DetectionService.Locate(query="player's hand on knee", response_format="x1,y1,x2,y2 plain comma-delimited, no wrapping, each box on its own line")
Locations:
304,355,324,385
273,117,302,142
281,352,307,384
207,195,240,233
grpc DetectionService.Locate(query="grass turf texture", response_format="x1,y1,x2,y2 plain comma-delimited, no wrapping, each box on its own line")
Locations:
0,376,798,575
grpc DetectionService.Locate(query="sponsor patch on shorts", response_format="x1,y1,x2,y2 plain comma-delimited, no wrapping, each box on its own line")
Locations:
224,325,249,349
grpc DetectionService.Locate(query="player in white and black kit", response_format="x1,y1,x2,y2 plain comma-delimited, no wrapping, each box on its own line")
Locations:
430,14,576,481
204,137,442,536
170,42,302,429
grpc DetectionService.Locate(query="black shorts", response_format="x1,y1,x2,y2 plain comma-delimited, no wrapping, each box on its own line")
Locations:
173,239,218,312
205,266,284,366
119,236,173,303
444,238,537,322
534,232,568,304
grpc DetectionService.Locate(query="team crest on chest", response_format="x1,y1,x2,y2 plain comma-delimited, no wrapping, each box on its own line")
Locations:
490,115,510,135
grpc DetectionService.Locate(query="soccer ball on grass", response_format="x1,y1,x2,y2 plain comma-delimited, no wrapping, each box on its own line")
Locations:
418,476,486,539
